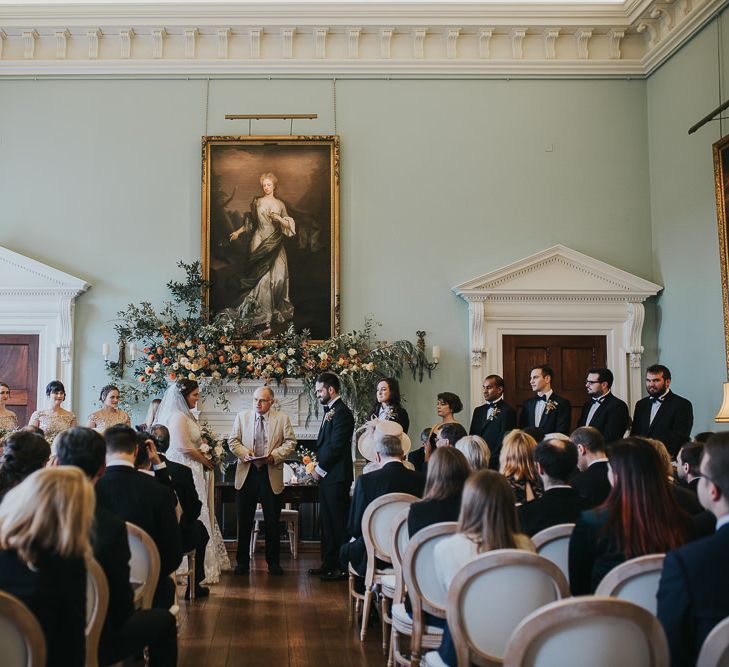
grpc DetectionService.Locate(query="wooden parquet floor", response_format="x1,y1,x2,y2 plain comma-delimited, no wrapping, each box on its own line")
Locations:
176,549,386,667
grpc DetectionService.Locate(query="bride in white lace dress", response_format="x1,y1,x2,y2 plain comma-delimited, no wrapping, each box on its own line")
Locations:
156,379,230,583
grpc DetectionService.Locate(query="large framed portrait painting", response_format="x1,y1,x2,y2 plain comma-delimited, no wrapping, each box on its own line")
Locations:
202,136,339,340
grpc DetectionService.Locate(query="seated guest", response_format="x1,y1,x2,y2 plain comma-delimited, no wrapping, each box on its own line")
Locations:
150,424,210,599
408,447,470,537
570,426,611,508
435,422,468,449
499,429,543,505
56,428,178,667
568,437,692,596
95,424,182,609
0,430,50,501
677,441,703,492
455,435,491,471
407,428,430,473
135,430,174,489
0,467,92,667
518,437,584,537
341,422,425,578
657,432,729,667
693,431,714,443
433,470,536,665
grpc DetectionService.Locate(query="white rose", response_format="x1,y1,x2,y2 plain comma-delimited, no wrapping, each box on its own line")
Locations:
366,362,375,371
153,363,160,371
172,362,179,370
278,352,287,360
185,339,192,347
349,348,357,357
200,443,211,453
214,445,224,456
319,352,328,360
287,347,296,355
191,362,199,371
212,371,222,380
188,372,196,380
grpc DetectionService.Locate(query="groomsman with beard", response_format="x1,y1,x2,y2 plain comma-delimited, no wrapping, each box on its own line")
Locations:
630,364,694,457
576,367,630,443
469,374,517,469
518,365,572,436
308,372,355,581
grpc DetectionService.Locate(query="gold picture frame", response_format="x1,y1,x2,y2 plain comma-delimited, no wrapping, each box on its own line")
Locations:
713,134,729,374
202,135,340,341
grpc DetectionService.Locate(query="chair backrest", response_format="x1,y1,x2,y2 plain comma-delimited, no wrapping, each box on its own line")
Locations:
447,550,570,666
594,554,666,615
361,492,419,586
126,521,161,610
389,507,411,604
503,596,669,667
531,523,575,583
85,555,109,667
0,591,46,667
697,615,729,667
402,521,458,621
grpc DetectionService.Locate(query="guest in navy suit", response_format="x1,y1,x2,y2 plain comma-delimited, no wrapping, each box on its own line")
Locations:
468,374,517,470
518,365,571,436
657,432,729,666
630,364,693,457
677,441,704,493
308,372,355,581
576,367,629,443
570,426,611,508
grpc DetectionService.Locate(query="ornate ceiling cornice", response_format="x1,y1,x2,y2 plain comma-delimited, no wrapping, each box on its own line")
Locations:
0,0,725,77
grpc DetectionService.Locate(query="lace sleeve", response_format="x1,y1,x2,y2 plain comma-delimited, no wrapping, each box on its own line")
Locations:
168,412,199,454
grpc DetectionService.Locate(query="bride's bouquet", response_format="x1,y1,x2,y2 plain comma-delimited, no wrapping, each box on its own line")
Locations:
287,446,319,485
199,422,228,472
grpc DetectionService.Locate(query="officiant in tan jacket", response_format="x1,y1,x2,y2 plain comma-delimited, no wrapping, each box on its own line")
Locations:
229,386,296,575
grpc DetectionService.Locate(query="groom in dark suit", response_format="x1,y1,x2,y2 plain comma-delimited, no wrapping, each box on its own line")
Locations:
469,374,517,469
630,364,693,457
518,365,571,436
576,367,630,444
657,433,729,666
309,372,355,581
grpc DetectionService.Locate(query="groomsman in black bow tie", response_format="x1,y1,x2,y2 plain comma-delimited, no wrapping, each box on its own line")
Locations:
630,364,693,457
469,374,517,469
308,372,355,581
518,365,572,436
576,367,630,444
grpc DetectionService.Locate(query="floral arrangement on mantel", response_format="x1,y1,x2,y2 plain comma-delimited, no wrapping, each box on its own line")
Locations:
105,261,436,422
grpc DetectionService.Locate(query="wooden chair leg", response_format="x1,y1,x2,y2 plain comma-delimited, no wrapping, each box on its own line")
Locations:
188,551,196,600
381,595,390,654
388,626,396,667
249,520,259,560
348,573,355,623
293,519,299,559
360,587,373,641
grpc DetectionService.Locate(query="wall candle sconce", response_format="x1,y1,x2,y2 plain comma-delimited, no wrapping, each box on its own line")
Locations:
410,331,440,382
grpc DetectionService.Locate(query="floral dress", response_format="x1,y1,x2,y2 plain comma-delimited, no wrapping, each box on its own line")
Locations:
29,410,76,444
87,409,131,432
0,412,18,435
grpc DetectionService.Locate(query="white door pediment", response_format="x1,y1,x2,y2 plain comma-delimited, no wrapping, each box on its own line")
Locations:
452,245,662,414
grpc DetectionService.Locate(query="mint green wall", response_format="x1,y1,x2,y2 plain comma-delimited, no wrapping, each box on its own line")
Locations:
0,76,653,434
647,13,729,433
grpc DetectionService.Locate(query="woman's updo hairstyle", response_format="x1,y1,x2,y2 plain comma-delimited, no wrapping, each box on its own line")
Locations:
99,384,119,403
0,432,51,493
45,380,65,397
177,378,199,398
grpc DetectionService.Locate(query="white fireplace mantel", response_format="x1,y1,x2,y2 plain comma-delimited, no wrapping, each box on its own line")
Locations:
0,246,90,408
452,244,662,410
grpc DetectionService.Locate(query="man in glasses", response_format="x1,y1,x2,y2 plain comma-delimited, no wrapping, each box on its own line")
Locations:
576,367,629,444
657,432,729,666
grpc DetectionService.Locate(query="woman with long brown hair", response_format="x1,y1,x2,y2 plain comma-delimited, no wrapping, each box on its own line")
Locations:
500,429,543,504
568,437,693,595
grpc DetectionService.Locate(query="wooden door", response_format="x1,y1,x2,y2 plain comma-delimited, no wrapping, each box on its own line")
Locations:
0,335,39,426
502,334,607,433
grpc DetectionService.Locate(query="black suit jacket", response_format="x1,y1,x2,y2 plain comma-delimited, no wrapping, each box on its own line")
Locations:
518,486,585,537
630,391,694,457
657,524,729,666
315,399,356,486
577,393,630,443
519,393,572,435
159,454,203,530
344,461,425,574
408,494,461,537
469,400,517,468
0,551,86,667
96,464,182,578
571,460,611,509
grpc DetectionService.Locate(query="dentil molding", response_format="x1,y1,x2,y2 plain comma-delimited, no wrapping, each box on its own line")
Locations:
0,0,725,77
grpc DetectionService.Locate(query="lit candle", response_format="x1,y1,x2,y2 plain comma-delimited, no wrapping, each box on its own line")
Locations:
432,345,441,362
102,342,110,360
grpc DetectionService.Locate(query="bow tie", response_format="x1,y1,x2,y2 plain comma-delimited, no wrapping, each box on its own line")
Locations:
650,396,663,403
536,395,548,402
486,402,498,408
592,397,603,404
323,405,331,413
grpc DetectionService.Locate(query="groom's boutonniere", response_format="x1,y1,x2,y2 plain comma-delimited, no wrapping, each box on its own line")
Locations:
487,406,501,422
324,408,336,423
545,399,558,413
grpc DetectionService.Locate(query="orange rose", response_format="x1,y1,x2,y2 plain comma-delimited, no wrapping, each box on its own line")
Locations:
148,354,156,361
138,375,146,382
162,357,170,364
219,355,225,363
302,455,311,465
169,372,177,380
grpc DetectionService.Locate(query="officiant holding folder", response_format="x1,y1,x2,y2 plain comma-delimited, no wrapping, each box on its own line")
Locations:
229,386,297,576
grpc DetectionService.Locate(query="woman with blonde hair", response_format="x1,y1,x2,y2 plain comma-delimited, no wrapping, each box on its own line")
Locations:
0,466,94,667
500,429,543,504
432,470,535,665
455,435,491,471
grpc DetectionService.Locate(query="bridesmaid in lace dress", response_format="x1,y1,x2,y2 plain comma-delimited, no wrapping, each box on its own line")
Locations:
29,381,77,444
86,385,131,432
0,383,18,435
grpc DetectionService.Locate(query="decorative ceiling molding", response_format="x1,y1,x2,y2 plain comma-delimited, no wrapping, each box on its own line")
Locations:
0,0,724,77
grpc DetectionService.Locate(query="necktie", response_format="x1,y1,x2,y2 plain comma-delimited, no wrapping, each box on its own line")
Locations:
254,416,267,458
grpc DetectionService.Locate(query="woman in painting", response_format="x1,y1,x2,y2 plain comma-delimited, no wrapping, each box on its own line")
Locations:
229,172,296,335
